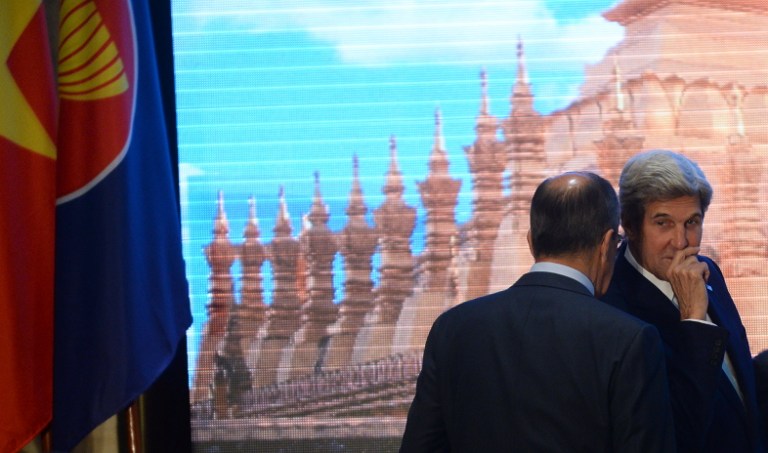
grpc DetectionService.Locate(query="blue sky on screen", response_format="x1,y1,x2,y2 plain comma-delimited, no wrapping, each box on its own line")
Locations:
170,0,622,369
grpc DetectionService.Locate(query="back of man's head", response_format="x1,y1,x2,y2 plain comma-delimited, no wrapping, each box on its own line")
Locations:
529,171,619,259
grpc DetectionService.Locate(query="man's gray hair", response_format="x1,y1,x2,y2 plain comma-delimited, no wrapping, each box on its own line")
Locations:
619,150,713,236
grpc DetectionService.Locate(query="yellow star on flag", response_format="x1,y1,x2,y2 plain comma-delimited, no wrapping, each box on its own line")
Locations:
0,1,56,159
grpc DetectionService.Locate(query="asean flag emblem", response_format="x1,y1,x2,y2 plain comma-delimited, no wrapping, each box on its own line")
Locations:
57,0,136,201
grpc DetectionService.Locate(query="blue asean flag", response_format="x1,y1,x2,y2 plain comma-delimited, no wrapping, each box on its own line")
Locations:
53,0,191,449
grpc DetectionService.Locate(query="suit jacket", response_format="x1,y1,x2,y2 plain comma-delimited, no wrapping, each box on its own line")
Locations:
755,350,768,436
602,244,766,453
400,271,675,452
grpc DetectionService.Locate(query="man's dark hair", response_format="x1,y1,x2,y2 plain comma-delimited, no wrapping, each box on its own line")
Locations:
529,171,619,258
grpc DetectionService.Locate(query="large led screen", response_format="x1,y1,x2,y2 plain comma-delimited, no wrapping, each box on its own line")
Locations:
171,1,768,451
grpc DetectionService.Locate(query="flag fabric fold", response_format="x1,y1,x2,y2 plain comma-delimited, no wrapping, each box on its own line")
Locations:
52,0,191,450
0,1,189,450
0,2,57,452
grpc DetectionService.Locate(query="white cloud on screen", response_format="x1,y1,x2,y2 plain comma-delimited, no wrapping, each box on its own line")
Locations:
176,0,623,69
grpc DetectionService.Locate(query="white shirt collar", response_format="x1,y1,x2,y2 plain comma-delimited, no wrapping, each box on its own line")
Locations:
530,261,595,296
622,246,677,306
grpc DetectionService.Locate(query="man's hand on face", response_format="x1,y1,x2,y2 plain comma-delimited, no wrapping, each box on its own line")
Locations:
666,246,710,321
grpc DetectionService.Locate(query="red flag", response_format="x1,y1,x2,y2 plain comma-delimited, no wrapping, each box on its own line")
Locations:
0,2,57,452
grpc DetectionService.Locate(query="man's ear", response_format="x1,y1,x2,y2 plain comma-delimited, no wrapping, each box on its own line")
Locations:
619,215,634,240
527,230,533,256
599,229,614,261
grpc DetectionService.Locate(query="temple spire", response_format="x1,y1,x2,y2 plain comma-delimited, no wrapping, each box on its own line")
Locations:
191,190,237,402
215,190,229,234
407,108,462,351
511,36,534,109
323,154,377,368
385,135,405,197
595,56,644,185
347,154,366,216
244,195,259,237
480,68,490,116
515,36,530,92
254,186,302,387
309,171,330,224
429,107,447,168
289,169,337,377
239,193,267,345
275,186,292,234
476,69,498,140
613,57,624,112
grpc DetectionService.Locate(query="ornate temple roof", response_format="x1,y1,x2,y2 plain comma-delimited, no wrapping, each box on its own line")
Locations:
604,0,768,25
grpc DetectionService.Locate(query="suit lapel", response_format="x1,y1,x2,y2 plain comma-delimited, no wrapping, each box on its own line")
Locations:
704,275,749,389
614,254,680,327
707,280,755,394
706,290,750,429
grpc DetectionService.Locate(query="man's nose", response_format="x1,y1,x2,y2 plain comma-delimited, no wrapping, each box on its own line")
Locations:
672,226,688,249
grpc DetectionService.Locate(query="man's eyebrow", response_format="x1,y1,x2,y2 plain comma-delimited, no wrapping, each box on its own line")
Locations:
650,212,702,219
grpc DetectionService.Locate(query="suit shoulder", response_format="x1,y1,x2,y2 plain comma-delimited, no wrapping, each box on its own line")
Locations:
440,289,508,319
601,285,629,312
584,295,653,330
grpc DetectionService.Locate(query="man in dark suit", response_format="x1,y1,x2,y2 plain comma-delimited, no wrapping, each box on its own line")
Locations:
400,171,675,452
756,350,768,437
601,150,767,452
